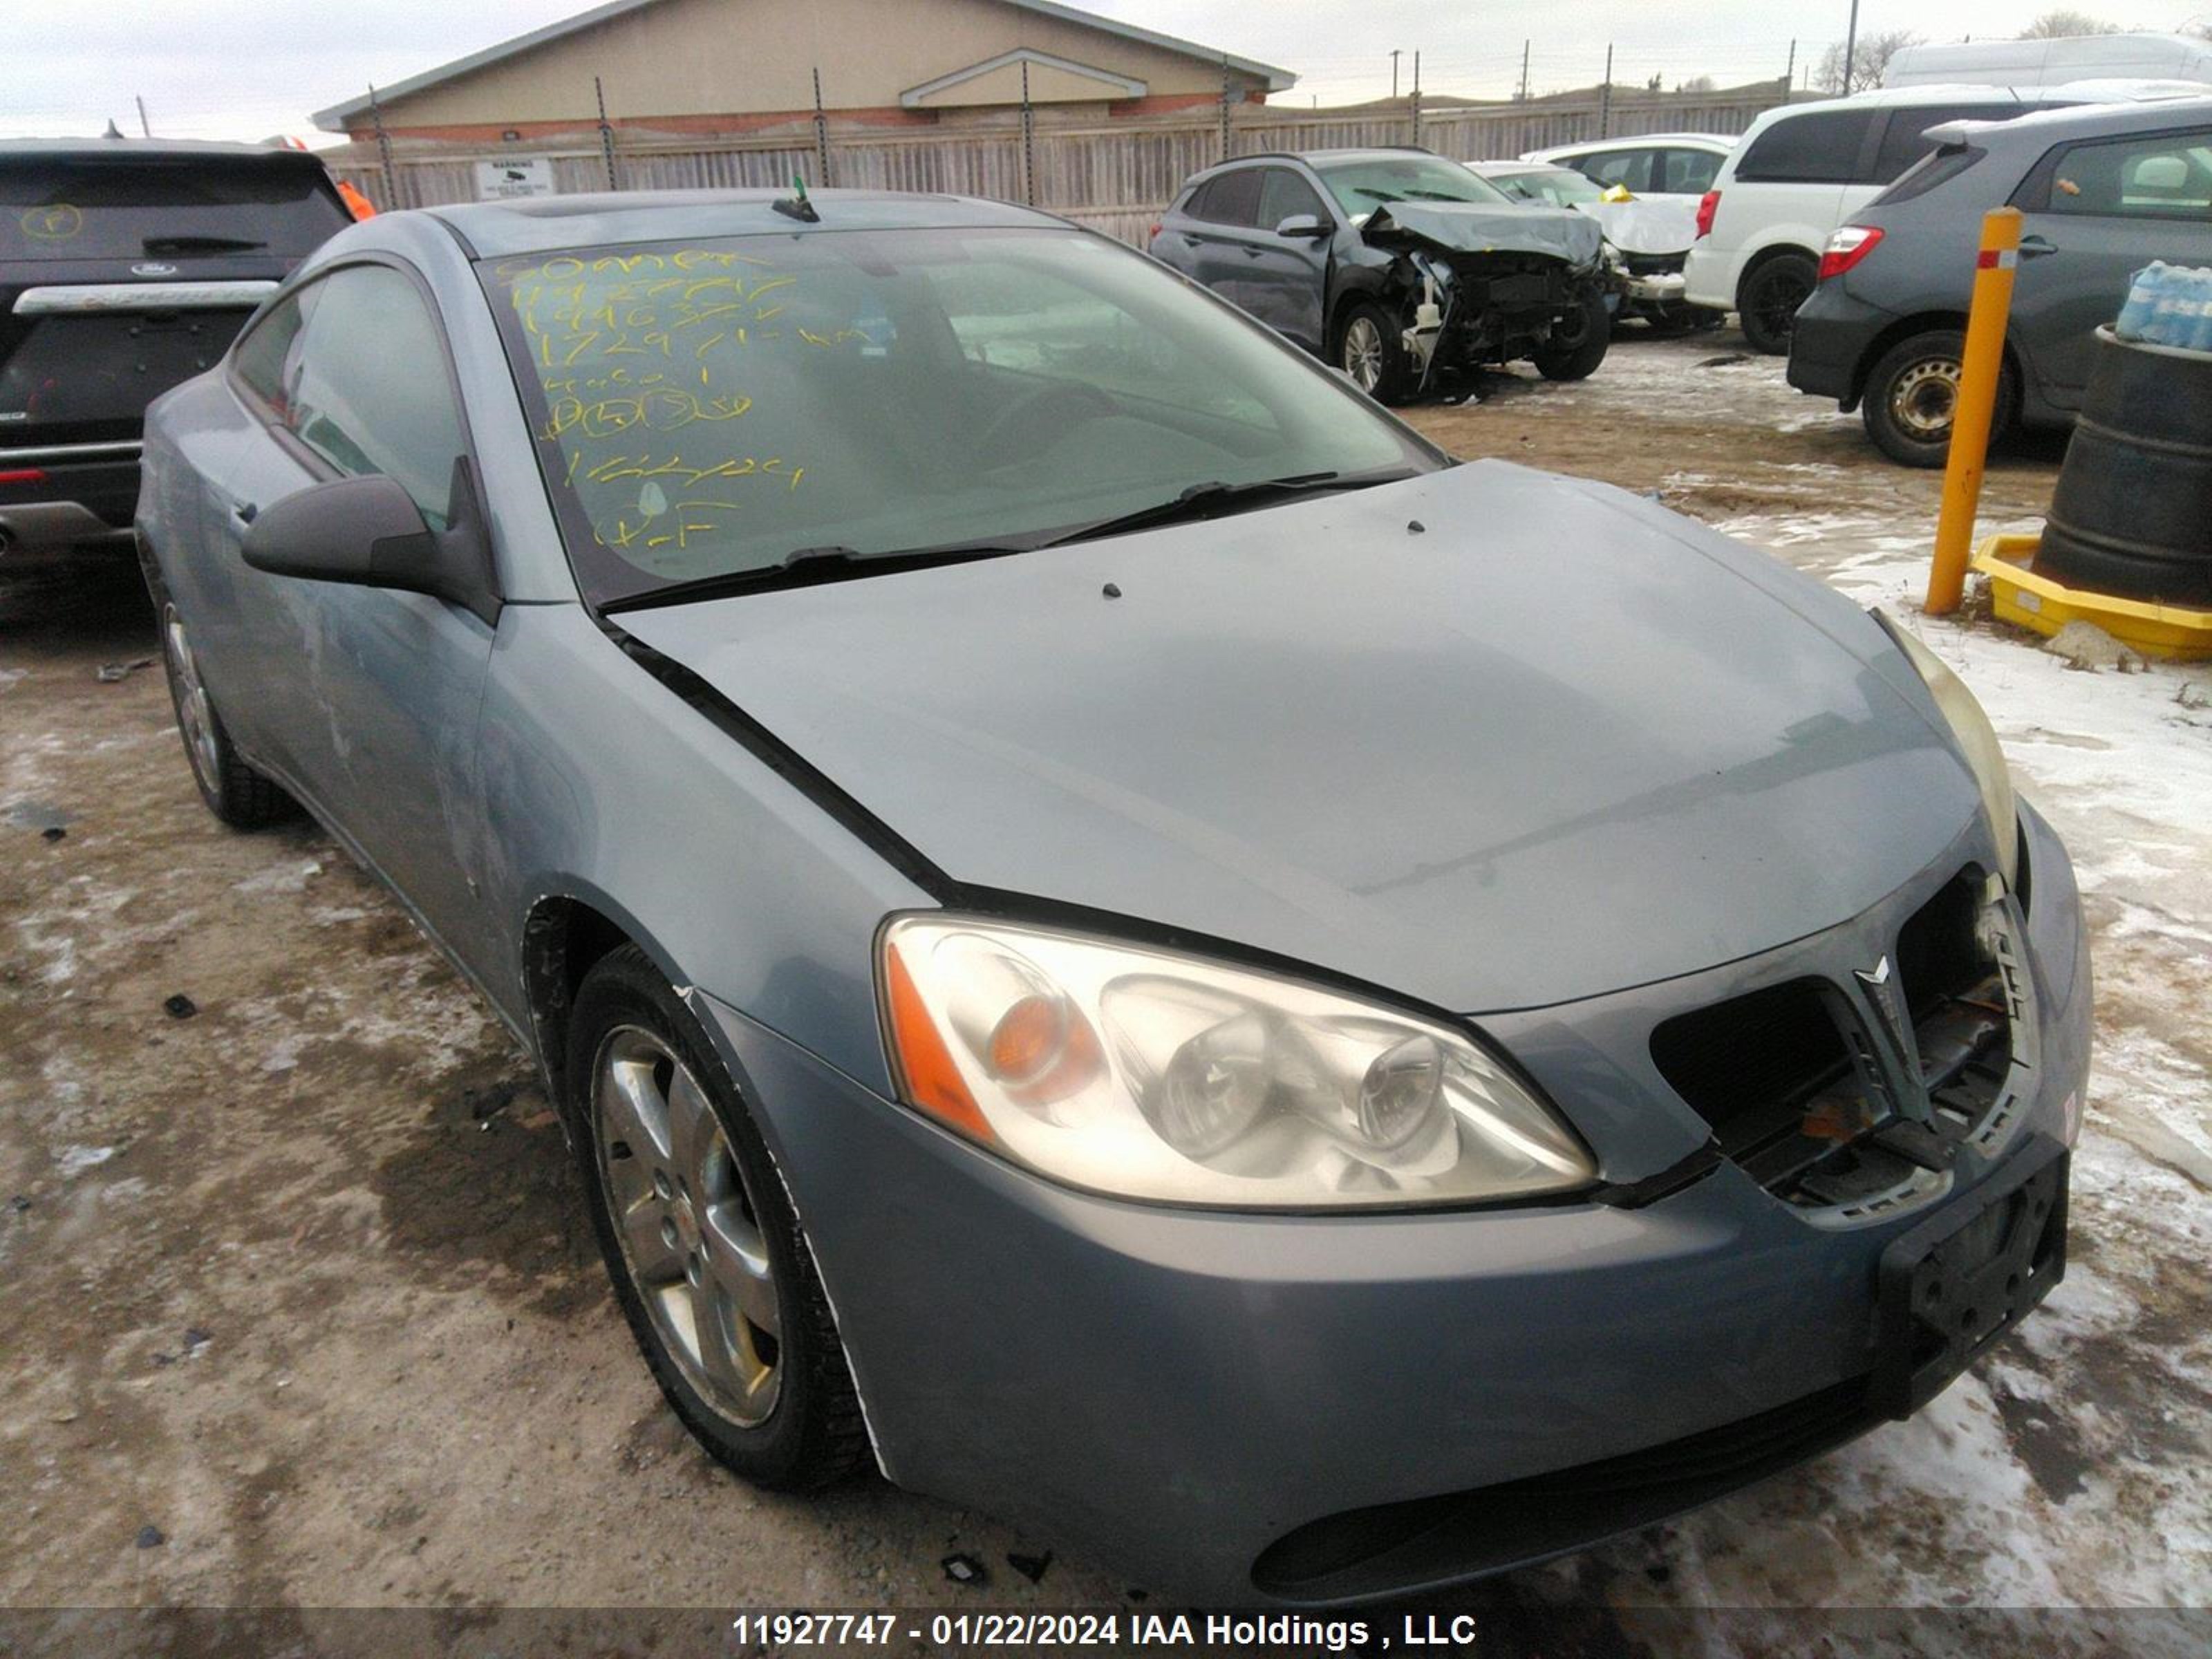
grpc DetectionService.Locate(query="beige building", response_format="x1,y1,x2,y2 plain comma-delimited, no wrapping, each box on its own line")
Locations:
312,0,1293,142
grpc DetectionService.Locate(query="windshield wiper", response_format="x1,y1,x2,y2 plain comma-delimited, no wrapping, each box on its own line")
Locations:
141,234,267,253
599,538,1031,614
1038,469,1418,548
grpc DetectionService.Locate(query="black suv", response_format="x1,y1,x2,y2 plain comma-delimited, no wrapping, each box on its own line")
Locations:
1,138,356,561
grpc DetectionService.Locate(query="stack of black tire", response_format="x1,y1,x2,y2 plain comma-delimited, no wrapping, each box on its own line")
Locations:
2038,326,2212,606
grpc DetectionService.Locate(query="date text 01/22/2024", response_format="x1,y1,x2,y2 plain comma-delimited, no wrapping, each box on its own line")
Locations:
728,1613,1487,1649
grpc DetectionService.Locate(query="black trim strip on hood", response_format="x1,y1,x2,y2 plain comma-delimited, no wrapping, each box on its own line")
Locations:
592,612,962,905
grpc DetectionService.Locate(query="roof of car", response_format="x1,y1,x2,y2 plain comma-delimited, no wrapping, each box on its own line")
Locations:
1929,92,2212,148
425,187,1071,258
1530,133,1736,152
0,136,312,162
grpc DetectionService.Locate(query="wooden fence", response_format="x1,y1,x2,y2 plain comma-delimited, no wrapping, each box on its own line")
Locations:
333,86,1788,247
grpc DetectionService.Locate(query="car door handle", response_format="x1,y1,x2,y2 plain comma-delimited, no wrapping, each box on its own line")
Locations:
1241,246,1264,259
2018,236,2059,259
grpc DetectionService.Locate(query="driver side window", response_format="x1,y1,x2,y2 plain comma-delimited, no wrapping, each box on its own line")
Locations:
283,264,467,530
1257,169,1327,233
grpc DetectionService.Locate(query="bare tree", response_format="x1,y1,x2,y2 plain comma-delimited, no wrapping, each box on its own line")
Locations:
1676,74,1717,93
2018,10,2121,36
1817,28,1923,94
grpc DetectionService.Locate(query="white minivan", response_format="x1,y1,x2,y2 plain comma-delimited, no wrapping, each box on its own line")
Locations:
1683,84,2119,353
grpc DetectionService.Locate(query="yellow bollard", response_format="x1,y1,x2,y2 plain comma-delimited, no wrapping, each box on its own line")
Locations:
1926,207,2023,615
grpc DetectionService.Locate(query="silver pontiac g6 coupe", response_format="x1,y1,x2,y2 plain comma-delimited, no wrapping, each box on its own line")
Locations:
133,189,2090,1604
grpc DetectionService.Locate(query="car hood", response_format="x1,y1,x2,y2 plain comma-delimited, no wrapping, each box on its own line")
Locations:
619,462,1979,1014
1583,196,1698,257
1359,200,1604,267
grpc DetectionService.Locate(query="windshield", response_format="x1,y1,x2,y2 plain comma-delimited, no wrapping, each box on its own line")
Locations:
1313,156,1512,215
481,227,1437,603
1484,167,1606,208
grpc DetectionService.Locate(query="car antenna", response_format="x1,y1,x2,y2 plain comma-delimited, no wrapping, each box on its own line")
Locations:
772,174,820,223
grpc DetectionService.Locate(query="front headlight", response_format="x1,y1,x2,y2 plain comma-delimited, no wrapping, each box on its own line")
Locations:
1876,610,2018,888
879,916,1596,1210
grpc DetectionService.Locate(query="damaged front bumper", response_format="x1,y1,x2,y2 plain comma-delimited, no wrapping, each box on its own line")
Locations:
688,803,2090,1605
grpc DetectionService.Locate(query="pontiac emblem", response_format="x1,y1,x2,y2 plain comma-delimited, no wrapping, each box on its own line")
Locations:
132,261,178,277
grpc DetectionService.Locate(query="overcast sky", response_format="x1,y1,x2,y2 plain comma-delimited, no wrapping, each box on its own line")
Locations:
9,0,2211,140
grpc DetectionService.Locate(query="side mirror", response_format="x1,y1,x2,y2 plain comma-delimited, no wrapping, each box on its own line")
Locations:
243,458,500,626
1275,214,1333,240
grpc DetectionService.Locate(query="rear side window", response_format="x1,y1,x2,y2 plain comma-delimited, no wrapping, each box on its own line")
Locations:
1872,144,1987,207
1661,148,1723,194
282,265,467,529
1189,169,1262,227
1578,149,1656,193
1734,111,1878,184
0,158,350,261
231,285,320,418
2033,130,2212,220
1871,104,2017,185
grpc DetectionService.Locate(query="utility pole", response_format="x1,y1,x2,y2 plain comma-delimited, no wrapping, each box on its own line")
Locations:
1219,55,1233,162
1598,44,1614,139
1783,39,1796,97
1518,39,1531,102
1020,59,1035,205
1844,0,1862,93
134,95,150,137
812,66,832,187
1390,49,1401,100
368,84,397,209
594,75,618,190
1410,50,1423,147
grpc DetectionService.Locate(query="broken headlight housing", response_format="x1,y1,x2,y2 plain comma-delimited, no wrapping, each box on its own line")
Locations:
879,915,1596,1209
1877,609,2018,888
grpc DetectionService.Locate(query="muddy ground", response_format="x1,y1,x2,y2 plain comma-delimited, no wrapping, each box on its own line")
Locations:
2,331,2206,1655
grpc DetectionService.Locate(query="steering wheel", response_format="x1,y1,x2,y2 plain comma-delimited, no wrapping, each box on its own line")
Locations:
972,382,1119,466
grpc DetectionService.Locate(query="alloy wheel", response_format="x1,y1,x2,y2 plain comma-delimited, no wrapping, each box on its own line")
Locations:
1342,316,1384,393
592,1025,782,1426
162,603,222,794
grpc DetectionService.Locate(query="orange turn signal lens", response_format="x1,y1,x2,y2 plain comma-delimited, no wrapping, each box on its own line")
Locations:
986,993,1104,1107
883,941,993,1142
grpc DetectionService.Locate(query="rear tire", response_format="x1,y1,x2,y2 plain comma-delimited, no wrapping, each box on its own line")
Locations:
1533,290,1612,382
1335,301,1413,404
1861,329,2019,469
1738,253,1817,355
144,561,297,830
569,944,867,1492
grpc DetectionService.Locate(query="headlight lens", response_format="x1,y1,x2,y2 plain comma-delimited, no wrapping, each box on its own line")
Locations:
1876,610,2018,888
879,916,1596,1209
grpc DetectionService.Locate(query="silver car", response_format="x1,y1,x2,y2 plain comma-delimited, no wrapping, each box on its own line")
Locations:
135,189,2090,1604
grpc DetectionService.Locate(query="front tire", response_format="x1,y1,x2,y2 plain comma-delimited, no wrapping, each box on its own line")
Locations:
569,945,865,1490
1335,300,1413,404
1533,290,1612,381
1737,253,1817,355
1860,329,2020,469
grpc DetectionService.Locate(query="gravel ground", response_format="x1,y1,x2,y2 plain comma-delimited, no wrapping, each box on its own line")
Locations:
2,330,2207,1655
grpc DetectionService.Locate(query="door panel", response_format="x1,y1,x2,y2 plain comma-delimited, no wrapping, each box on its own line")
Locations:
2013,126,2212,409
217,260,503,978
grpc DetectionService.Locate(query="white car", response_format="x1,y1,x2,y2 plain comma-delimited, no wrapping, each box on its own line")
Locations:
1519,133,1736,202
1681,82,2180,353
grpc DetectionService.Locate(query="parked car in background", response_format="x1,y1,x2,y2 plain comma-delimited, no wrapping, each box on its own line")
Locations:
0,138,359,563
1470,160,1723,333
1150,148,1610,402
1790,98,2212,465
1521,133,1736,202
1683,84,2162,353
136,187,2089,1605
1884,32,2212,90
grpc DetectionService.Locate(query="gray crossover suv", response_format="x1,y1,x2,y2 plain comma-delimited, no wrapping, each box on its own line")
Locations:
136,189,2087,1603
1789,97,2212,465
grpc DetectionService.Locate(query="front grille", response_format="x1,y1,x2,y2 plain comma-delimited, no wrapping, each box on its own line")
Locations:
1620,250,1685,278
1251,1377,1875,1600
1649,870,2025,1214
